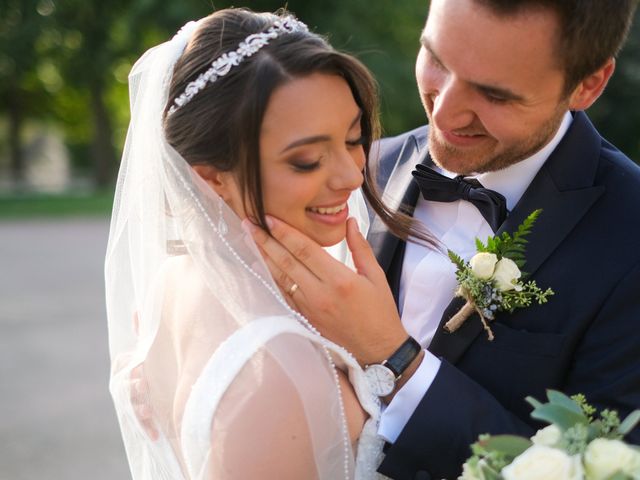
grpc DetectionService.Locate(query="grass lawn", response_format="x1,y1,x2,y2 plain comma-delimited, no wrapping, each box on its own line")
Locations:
0,190,115,218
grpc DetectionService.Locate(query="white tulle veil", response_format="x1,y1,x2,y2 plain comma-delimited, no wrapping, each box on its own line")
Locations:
105,16,373,480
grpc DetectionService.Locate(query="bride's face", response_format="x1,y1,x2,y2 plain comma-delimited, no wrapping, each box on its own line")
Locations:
228,73,366,246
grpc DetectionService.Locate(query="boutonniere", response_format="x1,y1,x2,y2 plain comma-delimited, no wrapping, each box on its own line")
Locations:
446,209,554,340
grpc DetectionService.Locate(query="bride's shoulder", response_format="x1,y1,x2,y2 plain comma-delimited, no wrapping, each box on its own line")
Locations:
157,253,196,281
155,253,210,300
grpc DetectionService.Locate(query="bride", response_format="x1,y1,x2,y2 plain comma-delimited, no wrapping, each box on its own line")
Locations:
106,8,427,479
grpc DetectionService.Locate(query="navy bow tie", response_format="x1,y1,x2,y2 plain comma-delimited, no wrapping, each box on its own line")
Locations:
412,164,508,232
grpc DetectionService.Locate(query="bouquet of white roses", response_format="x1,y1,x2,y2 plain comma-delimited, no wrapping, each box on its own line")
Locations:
460,391,640,480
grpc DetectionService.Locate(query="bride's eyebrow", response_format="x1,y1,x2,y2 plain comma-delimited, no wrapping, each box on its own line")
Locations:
280,110,363,153
280,134,331,153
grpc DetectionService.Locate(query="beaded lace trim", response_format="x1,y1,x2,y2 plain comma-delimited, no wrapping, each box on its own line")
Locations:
168,16,308,115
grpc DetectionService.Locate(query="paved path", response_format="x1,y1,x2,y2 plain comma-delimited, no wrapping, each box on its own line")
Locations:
0,218,130,480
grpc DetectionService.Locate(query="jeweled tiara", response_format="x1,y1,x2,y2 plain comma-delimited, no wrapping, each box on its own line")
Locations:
168,16,309,115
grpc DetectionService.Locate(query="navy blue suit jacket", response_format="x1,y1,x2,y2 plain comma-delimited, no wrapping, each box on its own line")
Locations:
367,112,640,480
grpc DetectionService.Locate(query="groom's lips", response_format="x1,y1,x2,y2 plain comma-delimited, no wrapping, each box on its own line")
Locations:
440,128,488,147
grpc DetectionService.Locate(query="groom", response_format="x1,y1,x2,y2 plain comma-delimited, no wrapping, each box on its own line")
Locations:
252,0,640,478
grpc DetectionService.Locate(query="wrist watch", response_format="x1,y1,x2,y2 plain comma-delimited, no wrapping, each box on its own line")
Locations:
364,336,422,397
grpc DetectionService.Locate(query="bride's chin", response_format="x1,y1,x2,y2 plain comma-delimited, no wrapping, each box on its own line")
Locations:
309,226,347,248
319,237,346,247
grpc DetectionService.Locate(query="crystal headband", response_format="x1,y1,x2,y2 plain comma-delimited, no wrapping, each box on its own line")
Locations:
168,16,309,115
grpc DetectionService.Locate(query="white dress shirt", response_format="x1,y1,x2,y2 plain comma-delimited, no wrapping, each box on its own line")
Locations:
378,112,573,442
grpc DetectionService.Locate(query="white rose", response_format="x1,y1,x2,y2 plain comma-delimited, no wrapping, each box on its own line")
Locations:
469,252,498,280
458,460,484,480
584,438,640,480
492,257,522,292
501,445,583,480
531,425,562,447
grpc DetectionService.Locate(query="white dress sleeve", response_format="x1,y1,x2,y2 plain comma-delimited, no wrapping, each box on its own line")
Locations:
180,315,386,480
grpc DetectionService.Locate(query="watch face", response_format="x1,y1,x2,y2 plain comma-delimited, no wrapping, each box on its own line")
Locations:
364,364,396,396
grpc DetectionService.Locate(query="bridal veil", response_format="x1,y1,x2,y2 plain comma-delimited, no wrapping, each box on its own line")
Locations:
105,17,371,480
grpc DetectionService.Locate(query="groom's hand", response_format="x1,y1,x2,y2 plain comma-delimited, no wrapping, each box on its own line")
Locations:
247,216,408,367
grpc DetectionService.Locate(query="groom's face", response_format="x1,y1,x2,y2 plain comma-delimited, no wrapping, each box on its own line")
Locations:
416,0,569,175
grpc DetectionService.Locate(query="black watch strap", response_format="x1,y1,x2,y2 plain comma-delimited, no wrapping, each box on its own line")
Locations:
384,336,422,378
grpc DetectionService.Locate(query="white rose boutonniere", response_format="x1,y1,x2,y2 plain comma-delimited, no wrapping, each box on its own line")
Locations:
469,252,499,280
492,258,523,292
460,391,640,480
446,209,554,340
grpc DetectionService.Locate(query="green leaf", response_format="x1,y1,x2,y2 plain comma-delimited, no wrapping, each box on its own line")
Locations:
530,403,590,430
618,409,640,436
588,421,605,441
498,209,542,266
525,396,543,410
547,390,584,415
605,472,633,480
478,463,504,480
487,236,498,253
478,435,532,458
447,249,466,271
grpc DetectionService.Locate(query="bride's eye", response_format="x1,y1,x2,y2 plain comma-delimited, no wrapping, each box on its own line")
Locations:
290,160,321,172
346,135,366,148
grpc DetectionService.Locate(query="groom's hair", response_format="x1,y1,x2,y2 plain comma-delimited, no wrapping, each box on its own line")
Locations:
475,0,638,95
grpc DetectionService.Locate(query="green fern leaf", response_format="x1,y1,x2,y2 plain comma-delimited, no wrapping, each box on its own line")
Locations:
448,249,466,271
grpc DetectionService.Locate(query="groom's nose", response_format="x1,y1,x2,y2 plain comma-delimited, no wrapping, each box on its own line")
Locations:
429,76,476,133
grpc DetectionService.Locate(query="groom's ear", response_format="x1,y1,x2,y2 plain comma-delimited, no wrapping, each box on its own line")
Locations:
191,164,236,201
567,57,615,111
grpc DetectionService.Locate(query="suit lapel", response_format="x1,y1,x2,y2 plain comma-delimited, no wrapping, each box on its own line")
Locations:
429,111,605,363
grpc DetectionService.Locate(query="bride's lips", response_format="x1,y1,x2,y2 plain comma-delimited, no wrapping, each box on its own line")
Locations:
306,201,350,225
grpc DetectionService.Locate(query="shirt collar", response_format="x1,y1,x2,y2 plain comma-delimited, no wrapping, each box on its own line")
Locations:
440,111,573,211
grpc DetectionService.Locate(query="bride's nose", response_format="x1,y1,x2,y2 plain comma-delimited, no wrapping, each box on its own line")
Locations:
328,150,364,191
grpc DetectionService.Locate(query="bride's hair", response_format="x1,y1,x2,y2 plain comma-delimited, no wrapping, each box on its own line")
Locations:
164,8,435,246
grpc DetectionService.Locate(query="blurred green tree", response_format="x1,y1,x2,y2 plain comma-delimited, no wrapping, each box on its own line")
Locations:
50,0,148,186
0,1,638,191
47,0,216,186
0,0,54,184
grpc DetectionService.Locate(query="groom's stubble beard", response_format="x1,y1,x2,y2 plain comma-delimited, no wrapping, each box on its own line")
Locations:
426,100,569,175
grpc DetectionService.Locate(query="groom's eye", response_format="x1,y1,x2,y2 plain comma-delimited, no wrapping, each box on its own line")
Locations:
478,85,523,104
485,93,509,104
